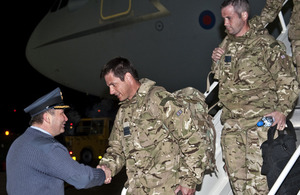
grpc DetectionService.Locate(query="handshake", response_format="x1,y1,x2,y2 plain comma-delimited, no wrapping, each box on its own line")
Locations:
97,165,112,184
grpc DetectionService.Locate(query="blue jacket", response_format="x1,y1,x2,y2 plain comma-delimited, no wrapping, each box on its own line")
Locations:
6,127,105,195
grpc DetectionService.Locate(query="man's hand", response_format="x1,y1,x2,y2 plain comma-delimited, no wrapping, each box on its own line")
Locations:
211,47,225,62
174,185,196,195
265,111,286,130
97,165,112,184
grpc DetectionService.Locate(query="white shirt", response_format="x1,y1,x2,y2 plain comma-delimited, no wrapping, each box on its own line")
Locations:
31,126,52,136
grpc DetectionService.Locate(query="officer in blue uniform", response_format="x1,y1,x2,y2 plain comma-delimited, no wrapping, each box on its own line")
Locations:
6,87,108,195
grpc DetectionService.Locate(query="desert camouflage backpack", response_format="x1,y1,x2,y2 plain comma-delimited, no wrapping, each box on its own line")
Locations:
160,87,216,170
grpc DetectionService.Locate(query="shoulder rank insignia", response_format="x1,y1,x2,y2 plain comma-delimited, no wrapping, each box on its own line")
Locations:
123,122,131,137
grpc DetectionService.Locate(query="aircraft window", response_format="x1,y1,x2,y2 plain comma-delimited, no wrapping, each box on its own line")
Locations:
100,0,132,20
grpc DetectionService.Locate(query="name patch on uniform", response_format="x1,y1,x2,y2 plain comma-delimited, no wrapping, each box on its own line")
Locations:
176,109,183,116
123,122,131,137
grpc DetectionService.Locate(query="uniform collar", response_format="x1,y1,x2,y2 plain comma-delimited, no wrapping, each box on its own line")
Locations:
120,78,156,106
31,126,53,136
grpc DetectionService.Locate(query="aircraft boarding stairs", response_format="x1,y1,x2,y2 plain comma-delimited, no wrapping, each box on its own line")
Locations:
197,4,300,194
121,2,299,194
197,5,300,194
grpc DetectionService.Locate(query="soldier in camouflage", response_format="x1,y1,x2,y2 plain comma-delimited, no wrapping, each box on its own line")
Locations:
289,0,300,82
211,0,299,194
260,0,286,26
98,57,213,195
260,0,300,82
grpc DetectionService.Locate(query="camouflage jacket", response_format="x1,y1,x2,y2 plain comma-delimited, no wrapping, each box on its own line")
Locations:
100,78,210,193
260,0,286,26
260,0,300,40
289,0,300,40
211,17,299,124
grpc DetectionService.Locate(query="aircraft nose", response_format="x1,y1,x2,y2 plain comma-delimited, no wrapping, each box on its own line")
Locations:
25,11,107,97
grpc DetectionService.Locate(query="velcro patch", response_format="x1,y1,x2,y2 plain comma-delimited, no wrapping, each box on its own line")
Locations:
123,122,131,137
124,126,131,136
225,55,231,63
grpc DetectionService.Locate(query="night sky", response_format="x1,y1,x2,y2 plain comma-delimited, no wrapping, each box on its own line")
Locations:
2,0,105,133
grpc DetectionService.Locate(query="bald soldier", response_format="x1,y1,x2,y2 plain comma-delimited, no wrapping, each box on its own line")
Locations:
211,0,299,194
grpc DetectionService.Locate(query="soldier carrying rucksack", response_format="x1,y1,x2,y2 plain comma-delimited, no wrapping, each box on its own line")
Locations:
98,57,215,195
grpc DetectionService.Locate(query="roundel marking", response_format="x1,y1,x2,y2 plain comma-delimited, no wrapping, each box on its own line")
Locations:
199,10,216,30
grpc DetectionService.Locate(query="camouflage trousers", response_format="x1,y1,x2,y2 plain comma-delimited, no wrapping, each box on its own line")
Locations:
221,118,269,195
126,186,176,195
125,174,177,195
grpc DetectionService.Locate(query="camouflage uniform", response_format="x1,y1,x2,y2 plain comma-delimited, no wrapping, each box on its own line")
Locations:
289,0,300,82
260,0,286,26
260,0,300,82
211,17,299,194
99,78,213,194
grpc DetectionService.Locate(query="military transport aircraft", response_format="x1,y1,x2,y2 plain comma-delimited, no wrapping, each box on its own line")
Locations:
25,0,291,96
26,0,299,194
